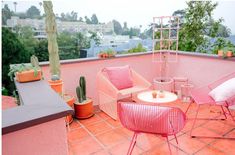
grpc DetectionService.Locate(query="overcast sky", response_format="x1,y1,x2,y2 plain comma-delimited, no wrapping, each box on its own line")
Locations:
3,0,235,34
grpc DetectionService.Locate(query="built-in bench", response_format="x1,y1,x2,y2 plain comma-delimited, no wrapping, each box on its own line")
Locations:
2,80,73,155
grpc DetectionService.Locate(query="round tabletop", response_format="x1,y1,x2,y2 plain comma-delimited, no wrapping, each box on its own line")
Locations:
137,90,178,104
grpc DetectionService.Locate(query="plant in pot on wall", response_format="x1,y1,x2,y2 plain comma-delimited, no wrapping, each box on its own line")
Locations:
8,64,42,83
8,55,42,83
74,76,94,119
43,1,63,95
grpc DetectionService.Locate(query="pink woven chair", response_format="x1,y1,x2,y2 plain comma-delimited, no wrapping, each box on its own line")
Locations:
117,102,186,155
186,72,235,139
97,67,151,120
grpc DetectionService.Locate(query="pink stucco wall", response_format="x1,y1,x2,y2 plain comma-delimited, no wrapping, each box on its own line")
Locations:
2,118,68,155
41,53,235,106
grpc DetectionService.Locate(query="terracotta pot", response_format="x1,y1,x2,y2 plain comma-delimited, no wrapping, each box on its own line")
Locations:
74,98,94,119
226,51,233,57
63,94,75,124
48,79,63,95
217,50,224,57
16,69,42,83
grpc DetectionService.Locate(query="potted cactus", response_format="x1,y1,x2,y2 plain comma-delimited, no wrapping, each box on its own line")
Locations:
48,75,63,95
74,76,94,119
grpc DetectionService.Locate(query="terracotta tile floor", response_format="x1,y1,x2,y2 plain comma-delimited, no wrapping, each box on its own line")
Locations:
67,101,235,155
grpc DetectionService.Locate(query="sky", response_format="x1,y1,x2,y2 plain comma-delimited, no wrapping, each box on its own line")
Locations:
3,0,235,34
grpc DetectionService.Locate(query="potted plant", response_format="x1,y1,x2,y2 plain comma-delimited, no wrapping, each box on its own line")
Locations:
8,63,42,83
74,76,94,119
63,94,75,124
48,75,63,95
43,1,63,95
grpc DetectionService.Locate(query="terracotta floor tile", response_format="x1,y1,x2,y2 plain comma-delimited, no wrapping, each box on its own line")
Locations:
108,139,143,155
68,120,81,130
211,139,235,154
79,114,103,126
188,126,220,144
96,112,111,120
181,119,207,133
95,130,128,147
194,145,226,155
70,137,103,155
170,133,207,154
143,143,187,155
106,118,122,128
224,128,235,138
202,120,233,135
135,133,166,151
67,127,90,143
90,149,111,155
114,126,133,138
86,121,113,135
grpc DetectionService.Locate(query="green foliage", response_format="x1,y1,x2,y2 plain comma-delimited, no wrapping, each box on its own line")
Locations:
91,14,99,24
2,27,30,94
112,19,123,35
76,76,87,103
212,37,235,54
8,64,40,81
2,4,13,25
128,43,147,53
15,26,38,55
178,1,221,52
26,6,40,18
34,39,49,61
2,87,9,96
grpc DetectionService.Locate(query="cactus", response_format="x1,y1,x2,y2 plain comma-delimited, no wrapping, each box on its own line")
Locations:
51,74,60,81
76,76,87,103
80,76,86,100
76,86,83,103
30,55,40,68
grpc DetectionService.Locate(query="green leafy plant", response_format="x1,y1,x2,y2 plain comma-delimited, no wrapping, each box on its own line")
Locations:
8,64,40,81
128,43,147,53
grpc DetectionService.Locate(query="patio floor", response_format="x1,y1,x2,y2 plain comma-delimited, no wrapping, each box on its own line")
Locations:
67,100,235,155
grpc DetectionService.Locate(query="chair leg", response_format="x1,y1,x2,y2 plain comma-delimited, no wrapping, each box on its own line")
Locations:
225,106,235,121
220,106,227,120
166,136,172,155
190,105,200,137
185,101,193,114
127,132,138,155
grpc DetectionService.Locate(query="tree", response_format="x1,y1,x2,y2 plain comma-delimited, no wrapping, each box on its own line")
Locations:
91,14,98,24
179,1,219,52
34,39,49,61
13,2,17,12
78,17,83,22
89,31,101,45
112,19,123,35
15,26,38,56
26,5,40,18
61,13,65,20
2,4,13,25
85,16,92,24
2,27,30,94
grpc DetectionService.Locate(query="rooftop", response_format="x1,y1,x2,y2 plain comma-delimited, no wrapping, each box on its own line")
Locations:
67,101,235,155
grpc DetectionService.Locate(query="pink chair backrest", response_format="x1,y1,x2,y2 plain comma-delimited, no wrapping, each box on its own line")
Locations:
117,102,186,136
208,72,235,90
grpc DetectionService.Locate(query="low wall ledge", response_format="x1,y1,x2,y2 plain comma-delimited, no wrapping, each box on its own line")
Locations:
2,80,73,135
39,51,235,66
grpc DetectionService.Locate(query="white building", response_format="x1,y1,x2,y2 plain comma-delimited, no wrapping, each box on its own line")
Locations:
6,16,114,39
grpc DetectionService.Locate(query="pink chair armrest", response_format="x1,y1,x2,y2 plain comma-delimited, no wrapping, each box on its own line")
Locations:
131,69,152,89
96,71,119,98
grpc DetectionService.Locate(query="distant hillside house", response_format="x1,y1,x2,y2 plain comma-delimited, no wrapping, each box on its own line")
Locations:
6,16,114,39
